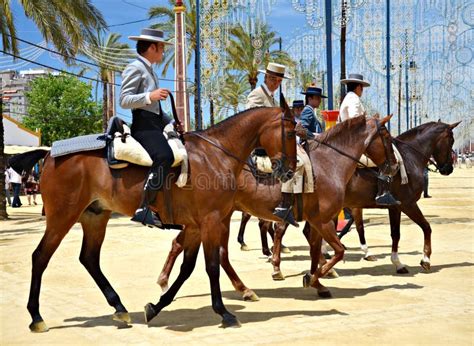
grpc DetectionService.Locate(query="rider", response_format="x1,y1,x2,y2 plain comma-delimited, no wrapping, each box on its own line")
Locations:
120,28,176,228
339,73,400,206
246,62,298,227
300,86,326,138
292,100,305,120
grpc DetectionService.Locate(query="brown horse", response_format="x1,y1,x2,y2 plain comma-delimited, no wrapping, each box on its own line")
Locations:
24,106,297,332
339,121,460,273
156,115,398,298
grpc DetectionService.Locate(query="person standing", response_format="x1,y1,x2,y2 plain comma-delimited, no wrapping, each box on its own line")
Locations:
339,73,400,206
4,166,11,206
120,28,179,229
7,166,22,208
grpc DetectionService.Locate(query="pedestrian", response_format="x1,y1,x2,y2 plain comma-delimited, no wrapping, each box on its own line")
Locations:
4,166,12,206
25,170,39,205
7,166,22,208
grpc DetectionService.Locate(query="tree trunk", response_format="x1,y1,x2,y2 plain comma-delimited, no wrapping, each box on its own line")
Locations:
0,93,8,220
102,81,108,132
339,0,347,104
210,97,214,126
249,75,258,91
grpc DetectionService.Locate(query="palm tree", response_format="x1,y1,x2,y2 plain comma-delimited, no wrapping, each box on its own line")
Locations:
214,73,250,120
0,0,106,220
226,23,295,90
81,32,134,130
1,0,106,58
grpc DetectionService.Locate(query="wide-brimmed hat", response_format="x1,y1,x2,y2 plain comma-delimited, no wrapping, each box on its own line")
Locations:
340,73,371,87
301,86,327,98
258,62,292,79
128,28,173,45
292,100,305,108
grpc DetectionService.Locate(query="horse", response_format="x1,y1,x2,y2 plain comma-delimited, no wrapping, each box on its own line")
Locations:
156,115,398,298
338,121,460,274
22,105,297,332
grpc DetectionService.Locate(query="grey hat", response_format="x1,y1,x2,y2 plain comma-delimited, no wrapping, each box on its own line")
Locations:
340,73,371,87
128,28,173,45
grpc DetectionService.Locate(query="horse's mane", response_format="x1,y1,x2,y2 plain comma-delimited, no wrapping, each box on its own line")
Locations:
397,122,449,141
186,107,280,137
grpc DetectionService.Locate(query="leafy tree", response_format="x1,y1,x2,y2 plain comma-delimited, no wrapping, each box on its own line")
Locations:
213,73,250,121
226,23,295,90
24,74,102,146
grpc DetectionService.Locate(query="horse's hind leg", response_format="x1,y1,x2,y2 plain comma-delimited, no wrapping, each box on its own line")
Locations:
270,222,289,280
27,211,79,332
144,228,201,324
237,212,251,250
156,231,185,293
79,211,130,324
353,208,376,261
388,208,409,274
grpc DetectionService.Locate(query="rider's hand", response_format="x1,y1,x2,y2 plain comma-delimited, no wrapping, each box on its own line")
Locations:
149,88,170,101
175,122,184,135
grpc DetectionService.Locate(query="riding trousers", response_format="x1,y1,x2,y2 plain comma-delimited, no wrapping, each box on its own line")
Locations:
131,109,174,190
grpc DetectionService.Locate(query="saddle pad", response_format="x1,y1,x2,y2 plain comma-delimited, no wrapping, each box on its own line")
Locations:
51,134,105,158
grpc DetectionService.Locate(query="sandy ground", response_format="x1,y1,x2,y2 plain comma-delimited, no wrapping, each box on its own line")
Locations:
0,170,473,345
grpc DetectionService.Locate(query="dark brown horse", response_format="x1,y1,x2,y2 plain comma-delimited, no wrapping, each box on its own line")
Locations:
23,106,297,332
156,115,398,298
339,121,460,273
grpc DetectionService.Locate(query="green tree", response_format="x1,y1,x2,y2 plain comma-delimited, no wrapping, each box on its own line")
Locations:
226,23,295,90
24,74,102,146
1,0,106,58
214,73,250,121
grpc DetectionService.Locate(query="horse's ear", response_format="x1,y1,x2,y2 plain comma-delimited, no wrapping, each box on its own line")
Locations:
449,120,461,129
279,92,293,118
379,114,393,126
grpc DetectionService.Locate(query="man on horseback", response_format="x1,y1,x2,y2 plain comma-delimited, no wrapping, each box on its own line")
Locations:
300,86,326,138
339,73,400,206
120,28,175,228
246,63,298,226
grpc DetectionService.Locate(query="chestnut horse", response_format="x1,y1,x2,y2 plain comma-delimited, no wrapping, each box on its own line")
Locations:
340,121,460,273
24,106,297,332
156,115,398,298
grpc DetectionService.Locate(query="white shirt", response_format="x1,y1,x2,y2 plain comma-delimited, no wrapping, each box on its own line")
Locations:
338,91,366,122
7,167,22,184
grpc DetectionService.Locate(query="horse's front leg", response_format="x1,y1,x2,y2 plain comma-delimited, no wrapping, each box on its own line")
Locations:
238,212,252,251
353,208,377,261
270,222,289,280
401,203,432,271
388,208,409,274
156,230,185,293
258,219,272,256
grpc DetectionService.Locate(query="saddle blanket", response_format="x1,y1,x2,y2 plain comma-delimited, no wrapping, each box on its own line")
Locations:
51,134,105,158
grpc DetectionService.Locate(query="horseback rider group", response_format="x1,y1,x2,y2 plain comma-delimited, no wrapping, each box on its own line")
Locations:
120,28,399,229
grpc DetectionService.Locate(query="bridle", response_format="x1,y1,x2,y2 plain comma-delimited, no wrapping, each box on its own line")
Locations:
310,118,394,181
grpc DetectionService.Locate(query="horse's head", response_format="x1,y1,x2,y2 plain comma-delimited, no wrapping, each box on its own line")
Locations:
257,98,297,183
365,115,399,176
432,121,460,175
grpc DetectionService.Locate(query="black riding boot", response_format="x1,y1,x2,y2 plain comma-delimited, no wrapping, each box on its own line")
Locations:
273,193,299,227
131,173,164,228
375,177,401,206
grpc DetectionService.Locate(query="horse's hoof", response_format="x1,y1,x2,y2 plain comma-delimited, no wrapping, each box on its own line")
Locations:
324,268,339,278
420,260,431,271
240,244,249,251
364,255,377,261
272,271,285,281
144,303,158,323
29,320,49,333
221,315,241,328
281,246,291,254
318,289,332,298
243,290,260,302
263,250,272,257
396,267,410,274
113,311,131,324
303,273,311,288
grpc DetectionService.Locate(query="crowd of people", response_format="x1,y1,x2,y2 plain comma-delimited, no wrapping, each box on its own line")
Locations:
4,166,40,208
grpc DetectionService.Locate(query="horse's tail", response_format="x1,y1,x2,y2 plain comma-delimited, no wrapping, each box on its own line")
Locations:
8,149,50,175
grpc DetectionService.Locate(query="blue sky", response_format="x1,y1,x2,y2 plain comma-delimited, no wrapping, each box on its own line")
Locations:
2,0,309,125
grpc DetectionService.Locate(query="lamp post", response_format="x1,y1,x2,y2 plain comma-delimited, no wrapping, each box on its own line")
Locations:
195,0,202,130
324,0,334,110
385,0,391,131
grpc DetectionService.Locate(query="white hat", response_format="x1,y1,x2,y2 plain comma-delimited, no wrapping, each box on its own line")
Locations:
340,73,371,87
258,62,292,79
128,28,173,45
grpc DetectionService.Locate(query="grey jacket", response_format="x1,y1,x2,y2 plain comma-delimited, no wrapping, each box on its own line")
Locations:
120,57,170,122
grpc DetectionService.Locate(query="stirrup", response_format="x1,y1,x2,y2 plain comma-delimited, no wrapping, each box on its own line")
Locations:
131,207,164,229
273,206,299,227
375,193,401,206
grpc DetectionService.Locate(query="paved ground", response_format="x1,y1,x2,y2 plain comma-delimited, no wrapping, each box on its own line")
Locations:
1,170,473,345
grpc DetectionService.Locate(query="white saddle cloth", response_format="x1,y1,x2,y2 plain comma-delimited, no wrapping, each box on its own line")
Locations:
281,145,314,194
113,124,189,187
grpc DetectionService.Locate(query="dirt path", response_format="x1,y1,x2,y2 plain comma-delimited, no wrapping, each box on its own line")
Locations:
1,170,473,345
